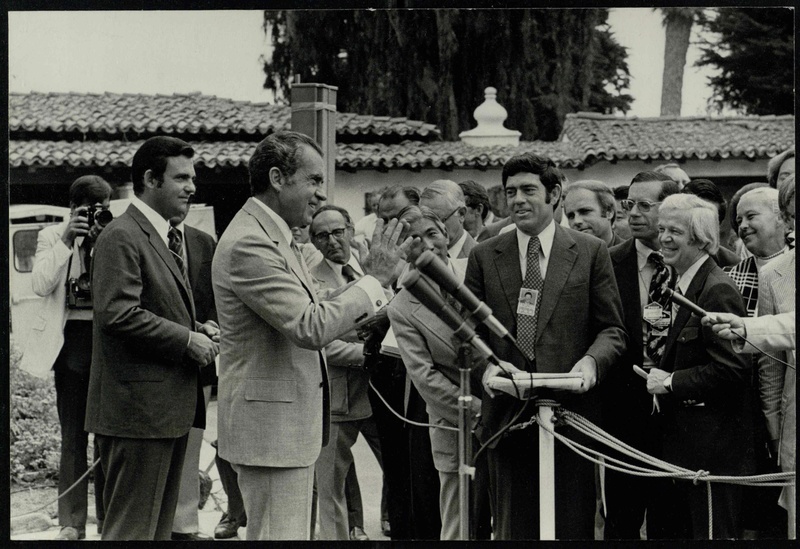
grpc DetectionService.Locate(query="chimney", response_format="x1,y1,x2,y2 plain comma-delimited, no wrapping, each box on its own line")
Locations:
459,87,520,147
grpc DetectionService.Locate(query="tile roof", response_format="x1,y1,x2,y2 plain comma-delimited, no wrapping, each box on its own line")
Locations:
8,92,441,140
9,139,584,170
561,112,795,162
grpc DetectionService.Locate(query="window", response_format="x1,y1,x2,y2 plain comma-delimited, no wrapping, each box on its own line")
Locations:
13,230,40,273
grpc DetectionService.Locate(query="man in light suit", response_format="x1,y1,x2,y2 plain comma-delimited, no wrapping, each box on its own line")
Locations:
308,204,387,541
170,213,219,541
87,136,220,540
212,131,407,540
464,152,626,540
27,175,112,541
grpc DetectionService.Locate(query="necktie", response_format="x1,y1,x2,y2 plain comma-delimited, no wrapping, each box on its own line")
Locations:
168,227,190,287
645,252,673,363
517,236,544,362
342,263,358,283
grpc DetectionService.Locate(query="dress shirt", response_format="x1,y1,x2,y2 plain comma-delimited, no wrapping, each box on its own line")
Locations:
130,195,171,248
671,253,709,320
324,256,365,287
515,219,556,279
635,239,660,368
447,230,468,260
252,197,386,312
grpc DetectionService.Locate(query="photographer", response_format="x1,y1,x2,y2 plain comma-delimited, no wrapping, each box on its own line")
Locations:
28,175,113,541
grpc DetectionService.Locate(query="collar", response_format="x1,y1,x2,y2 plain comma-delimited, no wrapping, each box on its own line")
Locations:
516,219,556,259
635,239,660,272
448,229,468,259
324,255,364,277
131,195,171,246
252,196,294,248
676,253,709,294
755,246,789,269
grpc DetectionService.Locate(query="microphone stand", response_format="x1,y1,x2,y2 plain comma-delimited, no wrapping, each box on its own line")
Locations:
457,342,475,541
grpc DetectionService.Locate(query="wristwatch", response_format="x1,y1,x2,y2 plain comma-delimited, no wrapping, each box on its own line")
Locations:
663,373,673,393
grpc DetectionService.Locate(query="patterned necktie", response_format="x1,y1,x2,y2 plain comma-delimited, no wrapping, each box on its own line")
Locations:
342,263,358,283
645,252,673,363
168,227,190,287
517,236,544,363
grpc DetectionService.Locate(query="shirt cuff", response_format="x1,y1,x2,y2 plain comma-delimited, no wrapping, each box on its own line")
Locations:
356,275,388,312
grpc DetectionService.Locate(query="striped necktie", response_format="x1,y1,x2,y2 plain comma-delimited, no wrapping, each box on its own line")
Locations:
168,227,190,287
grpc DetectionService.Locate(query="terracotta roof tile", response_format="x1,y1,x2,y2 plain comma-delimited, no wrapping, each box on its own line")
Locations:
561,112,794,162
8,92,440,140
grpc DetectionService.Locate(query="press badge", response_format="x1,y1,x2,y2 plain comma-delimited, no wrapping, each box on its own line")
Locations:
517,288,539,316
643,302,671,336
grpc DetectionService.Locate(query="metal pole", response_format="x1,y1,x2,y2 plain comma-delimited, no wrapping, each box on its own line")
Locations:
538,404,556,540
457,342,474,540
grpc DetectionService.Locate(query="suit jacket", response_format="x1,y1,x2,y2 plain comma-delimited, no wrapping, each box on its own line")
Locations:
457,231,477,259
658,256,756,476
754,250,795,470
310,258,372,423
476,217,513,243
388,268,483,473
212,198,379,468
21,221,86,378
604,238,660,447
184,225,218,387
85,204,203,439
464,224,627,441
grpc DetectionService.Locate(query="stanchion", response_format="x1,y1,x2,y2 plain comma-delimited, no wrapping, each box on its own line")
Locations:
538,404,556,540
457,343,475,541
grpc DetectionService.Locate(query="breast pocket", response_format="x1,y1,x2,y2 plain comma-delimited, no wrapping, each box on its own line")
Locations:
677,326,700,344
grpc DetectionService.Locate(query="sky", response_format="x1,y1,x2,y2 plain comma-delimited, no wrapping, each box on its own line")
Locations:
8,8,719,117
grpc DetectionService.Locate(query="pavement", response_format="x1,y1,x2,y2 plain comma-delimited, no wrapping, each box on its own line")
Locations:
11,397,389,541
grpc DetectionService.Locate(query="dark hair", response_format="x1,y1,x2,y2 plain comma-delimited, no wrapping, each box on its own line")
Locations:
69,175,112,207
767,148,794,188
311,204,353,228
248,131,324,196
131,136,194,195
459,180,491,221
501,153,562,193
629,171,680,201
612,185,629,201
730,182,769,232
682,179,727,224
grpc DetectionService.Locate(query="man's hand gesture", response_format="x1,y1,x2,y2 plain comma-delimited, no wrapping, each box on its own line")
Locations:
361,218,414,287
186,331,219,366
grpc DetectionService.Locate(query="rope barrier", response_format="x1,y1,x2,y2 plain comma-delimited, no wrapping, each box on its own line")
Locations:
11,458,101,520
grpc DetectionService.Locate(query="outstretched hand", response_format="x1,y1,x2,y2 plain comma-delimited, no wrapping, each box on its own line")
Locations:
361,218,415,287
701,312,746,341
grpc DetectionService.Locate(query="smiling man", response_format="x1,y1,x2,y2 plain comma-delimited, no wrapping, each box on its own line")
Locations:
212,131,408,540
563,179,624,248
464,152,625,540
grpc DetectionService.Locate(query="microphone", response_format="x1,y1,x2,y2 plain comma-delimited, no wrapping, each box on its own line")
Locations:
415,250,511,341
400,269,498,365
666,288,707,317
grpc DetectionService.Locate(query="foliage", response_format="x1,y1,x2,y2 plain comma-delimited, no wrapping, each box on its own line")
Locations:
696,7,794,115
262,9,632,141
10,338,61,484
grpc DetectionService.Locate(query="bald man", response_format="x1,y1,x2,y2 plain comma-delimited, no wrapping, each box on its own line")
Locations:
420,179,477,260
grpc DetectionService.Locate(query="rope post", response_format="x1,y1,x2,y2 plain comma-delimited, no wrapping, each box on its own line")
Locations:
457,342,475,540
538,404,556,540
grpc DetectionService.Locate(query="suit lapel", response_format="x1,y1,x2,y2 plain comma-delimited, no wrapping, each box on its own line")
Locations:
492,232,524,318
183,226,203,290
535,225,578,341
615,239,643,347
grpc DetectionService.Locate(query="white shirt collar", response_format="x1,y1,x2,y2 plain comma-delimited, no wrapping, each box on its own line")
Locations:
324,255,364,278
676,253,709,294
131,195,171,247
635,239,661,272
516,219,556,261
448,229,468,259
252,196,294,248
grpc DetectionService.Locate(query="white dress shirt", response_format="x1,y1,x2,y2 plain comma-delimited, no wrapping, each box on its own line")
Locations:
515,219,556,279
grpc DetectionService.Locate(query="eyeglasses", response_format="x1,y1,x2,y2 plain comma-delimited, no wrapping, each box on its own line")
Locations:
312,228,348,242
441,207,460,223
621,199,662,213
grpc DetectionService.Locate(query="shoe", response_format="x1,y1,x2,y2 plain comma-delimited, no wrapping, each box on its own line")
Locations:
214,514,242,539
96,519,103,536
171,531,212,541
381,520,391,537
55,526,84,540
350,526,369,540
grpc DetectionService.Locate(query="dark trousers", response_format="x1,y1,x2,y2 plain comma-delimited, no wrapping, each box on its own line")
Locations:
604,470,683,539
349,414,390,526
683,480,744,540
96,433,188,540
214,446,246,526
487,423,596,540
406,383,442,540
53,320,105,533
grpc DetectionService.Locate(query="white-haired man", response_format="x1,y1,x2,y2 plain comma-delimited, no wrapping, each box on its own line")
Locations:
420,179,476,260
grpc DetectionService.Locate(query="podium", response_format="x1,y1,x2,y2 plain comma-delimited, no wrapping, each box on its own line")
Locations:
486,373,584,540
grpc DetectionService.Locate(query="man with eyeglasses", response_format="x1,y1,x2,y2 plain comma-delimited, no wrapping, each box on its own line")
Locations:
420,180,477,261
308,205,388,541
602,171,680,539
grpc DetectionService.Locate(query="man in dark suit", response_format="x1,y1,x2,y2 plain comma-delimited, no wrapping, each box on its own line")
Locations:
563,179,626,248
464,153,626,540
604,171,680,539
86,136,220,540
646,193,756,539
170,214,219,541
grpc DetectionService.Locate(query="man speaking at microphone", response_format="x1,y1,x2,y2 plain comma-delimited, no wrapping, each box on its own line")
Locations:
464,153,626,540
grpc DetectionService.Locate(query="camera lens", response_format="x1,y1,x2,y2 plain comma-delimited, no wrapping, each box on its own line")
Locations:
95,209,114,227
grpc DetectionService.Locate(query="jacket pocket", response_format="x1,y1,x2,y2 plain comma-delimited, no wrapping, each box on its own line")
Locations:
677,327,700,344
244,379,297,402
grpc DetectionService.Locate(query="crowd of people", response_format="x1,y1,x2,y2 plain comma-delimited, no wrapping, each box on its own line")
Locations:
29,131,794,541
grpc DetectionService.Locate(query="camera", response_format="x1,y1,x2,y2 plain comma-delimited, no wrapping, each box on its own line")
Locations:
67,273,93,309
85,205,113,228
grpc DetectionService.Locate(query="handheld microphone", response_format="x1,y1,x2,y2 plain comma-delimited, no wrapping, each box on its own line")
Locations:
400,269,498,365
415,250,511,341
666,288,707,317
